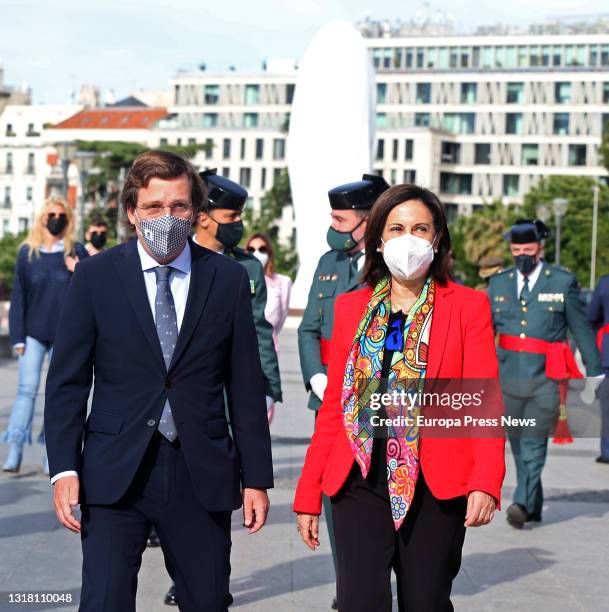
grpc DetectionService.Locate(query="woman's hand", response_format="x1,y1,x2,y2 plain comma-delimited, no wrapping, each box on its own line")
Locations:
65,255,79,273
464,490,496,527
296,512,320,550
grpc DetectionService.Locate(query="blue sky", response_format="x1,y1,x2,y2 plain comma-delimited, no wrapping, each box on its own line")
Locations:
0,0,603,104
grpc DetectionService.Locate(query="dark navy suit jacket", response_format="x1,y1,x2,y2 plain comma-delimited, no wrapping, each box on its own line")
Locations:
44,238,273,511
588,273,609,372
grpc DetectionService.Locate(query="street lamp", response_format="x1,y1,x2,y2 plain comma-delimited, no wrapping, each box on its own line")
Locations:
73,151,97,242
552,197,569,266
54,141,78,199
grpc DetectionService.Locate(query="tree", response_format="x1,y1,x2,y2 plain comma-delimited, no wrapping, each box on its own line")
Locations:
242,169,298,277
521,175,609,286
449,200,519,287
0,232,27,298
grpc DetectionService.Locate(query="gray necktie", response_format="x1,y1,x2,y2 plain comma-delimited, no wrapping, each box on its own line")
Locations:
155,266,178,442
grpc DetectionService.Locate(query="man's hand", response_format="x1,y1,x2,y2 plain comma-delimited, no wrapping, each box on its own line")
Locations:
296,513,320,550
310,373,328,401
65,255,79,273
464,490,496,527
53,475,81,533
242,488,270,534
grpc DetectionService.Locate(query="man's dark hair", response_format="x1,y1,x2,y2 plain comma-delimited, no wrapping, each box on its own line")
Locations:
88,216,108,229
360,184,452,287
120,150,207,218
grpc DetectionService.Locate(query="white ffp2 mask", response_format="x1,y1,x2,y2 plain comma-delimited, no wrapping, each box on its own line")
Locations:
381,233,436,281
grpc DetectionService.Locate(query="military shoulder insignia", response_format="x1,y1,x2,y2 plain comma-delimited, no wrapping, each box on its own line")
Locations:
538,292,564,303
250,279,255,294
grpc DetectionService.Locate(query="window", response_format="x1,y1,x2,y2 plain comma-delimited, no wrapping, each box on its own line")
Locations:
286,84,295,104
261,167,267,189
6,152,13,173
205,138,213,160
555,82,571,104
244,113,258,128
474,143,491,164
603,83,609,104
507,82,524,104
255,138,264,160
503,175,519,197
26,186,33,201
506,113,523,135
239,168,251,188
553,45,563,66
568,144,587,166
496,46,504,67
405,139,413,161
438,47,449,68
406,48,413,68
244,84,260,105
602,45,609,66
176,138,182,146
482,47,493,68
403,170,416,183
590,45,599,66
202,113,218,128
414,113,430,127
27,152,35,173
188,138,196,145
204,84,220,104
5,123,14,136
4,186,11,208
18,218,28,232
221,167,230,178
222,138,231,159
240,138,246,160
522,144,539,166
440,172,472,195
273,138,285,160
416,49,424,68
390,169,397,184
443,113,475,134
2,219,8,235
376,113,387,129
26,123,39,136
553,113,569,135
160,137,168,146
441,142,461,164
461,83,477,104
376,139,385,161
377,83,387,104
416,83,431,104
450,47,458,68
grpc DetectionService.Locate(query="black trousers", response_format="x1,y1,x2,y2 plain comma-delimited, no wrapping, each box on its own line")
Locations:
331,453,467,612
79,433,232,612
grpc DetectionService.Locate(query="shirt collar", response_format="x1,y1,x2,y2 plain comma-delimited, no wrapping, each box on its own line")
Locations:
137,239,191,274
517,260,543,285
40,239,65,254
192,233,224,255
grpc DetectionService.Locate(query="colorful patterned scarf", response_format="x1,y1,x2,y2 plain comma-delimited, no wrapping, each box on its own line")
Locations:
341,275,435,530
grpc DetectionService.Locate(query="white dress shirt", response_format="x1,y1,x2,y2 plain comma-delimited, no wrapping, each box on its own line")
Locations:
516,260,543,296
51,240,192,484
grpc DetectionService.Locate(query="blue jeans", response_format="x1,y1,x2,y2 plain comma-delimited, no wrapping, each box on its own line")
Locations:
2,336,53,450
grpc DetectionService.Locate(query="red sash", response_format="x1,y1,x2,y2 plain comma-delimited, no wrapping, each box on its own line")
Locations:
597,323,609,352
498,334,583,380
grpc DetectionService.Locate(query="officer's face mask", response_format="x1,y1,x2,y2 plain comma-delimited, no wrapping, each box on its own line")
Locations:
135,210,192,261
209,213,244,249
514,253,537,275
381,233,436,282
326,216,367,251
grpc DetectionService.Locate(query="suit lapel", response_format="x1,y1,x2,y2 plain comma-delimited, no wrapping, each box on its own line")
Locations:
169,240,216,371
114,239,166,371
427,282,454,379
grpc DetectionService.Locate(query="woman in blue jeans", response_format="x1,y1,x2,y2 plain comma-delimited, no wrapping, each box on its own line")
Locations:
2,196,88,473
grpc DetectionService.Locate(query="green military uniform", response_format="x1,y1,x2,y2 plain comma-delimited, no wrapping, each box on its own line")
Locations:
298,249,364,410
489,260,602,521
227,246,282,402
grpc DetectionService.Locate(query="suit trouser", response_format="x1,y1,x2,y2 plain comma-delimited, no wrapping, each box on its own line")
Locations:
79,433,232,612
504,390,559,517
331,466,467,612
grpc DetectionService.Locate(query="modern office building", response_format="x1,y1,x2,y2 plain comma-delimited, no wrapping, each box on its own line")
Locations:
162,17,609,219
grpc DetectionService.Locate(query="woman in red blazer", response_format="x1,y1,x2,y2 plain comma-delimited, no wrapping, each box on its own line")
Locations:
294,184,505,612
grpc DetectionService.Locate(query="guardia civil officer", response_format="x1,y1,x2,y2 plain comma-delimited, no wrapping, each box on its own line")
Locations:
160,169,282,606
298,173,389,608
488,219,603,529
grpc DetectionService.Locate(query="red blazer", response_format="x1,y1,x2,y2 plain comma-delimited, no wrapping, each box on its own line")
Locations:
293,280,506,515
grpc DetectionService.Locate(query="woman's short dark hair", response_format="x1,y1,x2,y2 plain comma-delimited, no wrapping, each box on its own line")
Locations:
360,184,452,287
120,150,206,218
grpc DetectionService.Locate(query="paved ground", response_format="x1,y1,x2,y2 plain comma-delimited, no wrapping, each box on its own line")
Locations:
1,322,608,611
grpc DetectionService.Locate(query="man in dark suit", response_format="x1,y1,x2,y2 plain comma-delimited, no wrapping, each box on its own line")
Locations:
588,274,609,464
44,150,273,612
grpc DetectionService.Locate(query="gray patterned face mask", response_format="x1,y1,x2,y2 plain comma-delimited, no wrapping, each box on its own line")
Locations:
135,212,192,260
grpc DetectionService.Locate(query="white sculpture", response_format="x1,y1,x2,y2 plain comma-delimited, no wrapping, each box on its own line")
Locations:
288,20,376,309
